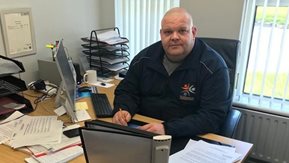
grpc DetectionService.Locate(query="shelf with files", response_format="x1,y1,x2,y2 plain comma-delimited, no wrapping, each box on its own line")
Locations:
81,27,130,77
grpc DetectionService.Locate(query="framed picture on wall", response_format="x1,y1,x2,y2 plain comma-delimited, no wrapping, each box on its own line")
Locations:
0,8,36,58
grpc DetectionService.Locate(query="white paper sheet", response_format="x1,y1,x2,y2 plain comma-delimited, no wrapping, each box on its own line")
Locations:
0,115,26,144
169,140,242,163
10,116,63,148
0,111,24,124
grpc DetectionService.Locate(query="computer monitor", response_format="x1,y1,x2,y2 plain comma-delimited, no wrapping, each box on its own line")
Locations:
54,40,78,122
80,120,172,163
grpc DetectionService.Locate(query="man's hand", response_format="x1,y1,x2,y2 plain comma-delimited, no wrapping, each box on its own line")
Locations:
112,109,131,126
138,123,165,135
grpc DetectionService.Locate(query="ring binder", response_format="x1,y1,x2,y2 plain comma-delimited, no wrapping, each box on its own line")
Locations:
80,120,171,163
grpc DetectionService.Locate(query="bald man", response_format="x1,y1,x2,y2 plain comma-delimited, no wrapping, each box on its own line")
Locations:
112,7,231,138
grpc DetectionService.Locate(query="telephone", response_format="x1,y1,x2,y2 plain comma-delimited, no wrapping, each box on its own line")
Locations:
28,80,58,96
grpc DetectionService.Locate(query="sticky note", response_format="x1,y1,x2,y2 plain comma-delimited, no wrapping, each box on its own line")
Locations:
75,102,89,111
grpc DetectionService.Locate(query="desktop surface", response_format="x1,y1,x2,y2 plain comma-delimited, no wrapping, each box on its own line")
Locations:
0,79,253,163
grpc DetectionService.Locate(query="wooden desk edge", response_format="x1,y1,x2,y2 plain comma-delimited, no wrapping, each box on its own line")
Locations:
200,133,253,162
0,88,252,163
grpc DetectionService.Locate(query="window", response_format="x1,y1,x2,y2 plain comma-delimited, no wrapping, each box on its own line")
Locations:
114,0,179,60
235,0,289,115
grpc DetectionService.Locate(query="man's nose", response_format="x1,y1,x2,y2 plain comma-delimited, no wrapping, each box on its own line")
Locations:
171,31,180,40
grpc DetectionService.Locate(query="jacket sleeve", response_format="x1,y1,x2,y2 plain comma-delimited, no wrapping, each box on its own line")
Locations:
163,67,231,137
112,54,143,116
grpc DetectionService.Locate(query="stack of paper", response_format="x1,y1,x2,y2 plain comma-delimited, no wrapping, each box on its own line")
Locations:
169,140,242,163
42,135,81,152
0,111,25,144
23,135,81,157
25,146,83,163
0,112,83,163
9,116,63,148
97,30,128,45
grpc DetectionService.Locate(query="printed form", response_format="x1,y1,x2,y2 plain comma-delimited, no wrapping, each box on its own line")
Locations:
10,116,63,148
169,140,241,163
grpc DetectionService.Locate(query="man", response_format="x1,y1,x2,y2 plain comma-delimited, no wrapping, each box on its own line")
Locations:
112,7,231,138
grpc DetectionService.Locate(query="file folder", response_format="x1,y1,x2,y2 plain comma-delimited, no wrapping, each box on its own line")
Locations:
80,120,171,163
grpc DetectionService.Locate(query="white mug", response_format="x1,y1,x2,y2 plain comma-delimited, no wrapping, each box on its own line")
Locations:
83,70,97,84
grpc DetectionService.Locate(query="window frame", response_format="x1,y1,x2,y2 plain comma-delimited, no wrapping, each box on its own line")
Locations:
234,0,289,116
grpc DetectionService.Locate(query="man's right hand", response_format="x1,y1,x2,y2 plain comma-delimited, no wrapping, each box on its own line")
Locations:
112,109,131,126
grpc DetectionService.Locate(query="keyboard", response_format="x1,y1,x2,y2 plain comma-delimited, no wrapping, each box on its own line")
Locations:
90,93,113,118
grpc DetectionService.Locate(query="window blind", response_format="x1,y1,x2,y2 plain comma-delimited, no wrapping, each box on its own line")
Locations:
235,0,289,115
114,0,179,59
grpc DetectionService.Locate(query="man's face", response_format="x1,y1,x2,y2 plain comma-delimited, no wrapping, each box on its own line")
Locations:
160,14,197,62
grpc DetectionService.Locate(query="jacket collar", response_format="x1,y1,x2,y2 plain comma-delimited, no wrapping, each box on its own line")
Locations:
146,39,204,73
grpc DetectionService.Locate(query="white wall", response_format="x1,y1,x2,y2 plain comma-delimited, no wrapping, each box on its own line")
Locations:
0,0,244,83
0,0,108,84
181,0,244,39
99,0,115,28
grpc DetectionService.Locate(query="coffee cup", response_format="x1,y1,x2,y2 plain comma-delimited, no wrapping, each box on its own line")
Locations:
83,70,97,84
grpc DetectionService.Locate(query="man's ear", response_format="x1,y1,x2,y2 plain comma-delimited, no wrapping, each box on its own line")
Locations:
191,26,197,37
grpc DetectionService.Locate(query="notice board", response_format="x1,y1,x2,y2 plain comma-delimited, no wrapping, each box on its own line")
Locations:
0,8,36,58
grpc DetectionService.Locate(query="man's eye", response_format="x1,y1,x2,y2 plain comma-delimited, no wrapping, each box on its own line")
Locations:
179,29,188,34
164,30,173,35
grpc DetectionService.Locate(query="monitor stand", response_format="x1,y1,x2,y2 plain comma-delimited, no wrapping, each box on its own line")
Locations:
54,81,78,122
55,81,91,123
55,81,63,108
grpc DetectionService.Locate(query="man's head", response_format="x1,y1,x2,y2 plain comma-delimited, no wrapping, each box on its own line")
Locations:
160,7,197,62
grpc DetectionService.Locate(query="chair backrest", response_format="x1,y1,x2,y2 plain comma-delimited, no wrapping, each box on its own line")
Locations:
219,107,242,138
199,37,241,138
199,37,240,96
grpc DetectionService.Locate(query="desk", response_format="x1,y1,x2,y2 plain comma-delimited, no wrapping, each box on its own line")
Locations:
0,80,253,163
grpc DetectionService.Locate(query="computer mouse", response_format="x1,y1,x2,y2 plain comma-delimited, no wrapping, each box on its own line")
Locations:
78,86,91,92
101,82,106,86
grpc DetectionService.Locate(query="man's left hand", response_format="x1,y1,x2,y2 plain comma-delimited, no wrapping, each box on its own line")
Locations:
138,123,165,135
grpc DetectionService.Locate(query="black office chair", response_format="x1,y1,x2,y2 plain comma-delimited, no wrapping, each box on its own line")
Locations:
199,37,241,138
219,107,242,138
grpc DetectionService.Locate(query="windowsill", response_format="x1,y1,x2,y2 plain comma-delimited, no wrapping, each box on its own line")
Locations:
233,94,289,117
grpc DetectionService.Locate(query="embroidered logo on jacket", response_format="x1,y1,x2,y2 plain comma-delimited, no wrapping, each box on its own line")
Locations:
180,83,195,101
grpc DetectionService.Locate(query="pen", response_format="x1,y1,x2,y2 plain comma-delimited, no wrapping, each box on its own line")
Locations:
217,141,235,148
194,136,235,148
119,108,124,117
119,108,127,124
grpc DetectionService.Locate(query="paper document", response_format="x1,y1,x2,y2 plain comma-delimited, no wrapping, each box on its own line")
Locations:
97,30,128,45
75,110,91,122
54,106,66,116
25,125,81,157
75,101,89,111
90,81,114,88
0,111,24,124
25,145,49,157
10,116,63,148
169,140,241,163
90,55,129,65
0,122,15,144
0,115,26,144
43,135,81,152
25,146,83,163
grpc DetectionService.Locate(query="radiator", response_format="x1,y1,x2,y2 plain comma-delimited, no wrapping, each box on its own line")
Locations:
234,108,289,163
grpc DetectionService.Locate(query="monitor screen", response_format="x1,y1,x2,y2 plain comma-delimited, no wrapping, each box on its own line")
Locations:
55,40,77,122
81,120,154,163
